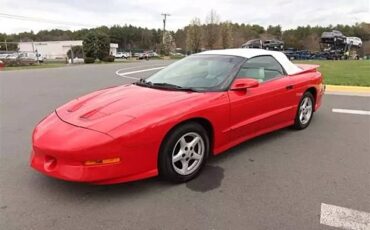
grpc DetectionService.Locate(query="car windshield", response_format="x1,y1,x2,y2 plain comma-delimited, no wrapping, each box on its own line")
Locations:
143,54,244,91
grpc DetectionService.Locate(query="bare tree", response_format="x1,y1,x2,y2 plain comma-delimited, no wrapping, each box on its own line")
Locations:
186,17,202,53
220,21,233,49
205,9,220,49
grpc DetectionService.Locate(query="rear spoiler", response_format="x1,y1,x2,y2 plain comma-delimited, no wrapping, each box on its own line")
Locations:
291,64,320,75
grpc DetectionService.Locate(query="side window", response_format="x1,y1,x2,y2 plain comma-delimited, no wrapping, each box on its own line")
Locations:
237,56,285,82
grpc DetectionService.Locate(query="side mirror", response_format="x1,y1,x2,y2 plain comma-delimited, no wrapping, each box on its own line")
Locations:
230,78,259,91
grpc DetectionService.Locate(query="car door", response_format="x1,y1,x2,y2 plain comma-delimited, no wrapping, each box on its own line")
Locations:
228,55,296,142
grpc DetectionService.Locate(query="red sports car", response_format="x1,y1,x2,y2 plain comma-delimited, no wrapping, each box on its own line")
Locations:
31,49,324,184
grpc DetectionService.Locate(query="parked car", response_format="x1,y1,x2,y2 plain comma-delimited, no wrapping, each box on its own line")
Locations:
146,51,159,57
263,39,284,50
1,53,19,66
114,52,128,59
137,53,149,60
346,37,362,47
18,52,37,65
0,60,4,69
5,53,18,60
30,48,324,184
170,52,185,57
133,52,142,57
283,50,297,60
320,30,346,45
241,39,263,49
0,53,10,60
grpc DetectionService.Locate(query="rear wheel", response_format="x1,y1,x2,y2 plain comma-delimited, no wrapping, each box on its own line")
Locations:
158,122,210,183
293,92,314,130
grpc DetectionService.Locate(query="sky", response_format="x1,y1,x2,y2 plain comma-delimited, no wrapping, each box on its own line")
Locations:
1,0,369,34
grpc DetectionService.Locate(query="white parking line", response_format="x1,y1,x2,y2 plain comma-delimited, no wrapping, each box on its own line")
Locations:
320,203,370,230
115,65,166,80
332,108,370,115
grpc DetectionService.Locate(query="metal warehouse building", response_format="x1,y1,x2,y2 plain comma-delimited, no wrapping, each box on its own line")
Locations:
18,40,118,59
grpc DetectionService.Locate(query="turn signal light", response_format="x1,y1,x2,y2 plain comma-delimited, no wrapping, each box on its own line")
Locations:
84,157,120,166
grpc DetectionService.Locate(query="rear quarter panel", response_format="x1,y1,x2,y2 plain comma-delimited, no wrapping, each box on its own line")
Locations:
290,70,324,111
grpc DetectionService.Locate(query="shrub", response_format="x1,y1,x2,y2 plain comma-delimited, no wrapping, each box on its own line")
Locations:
84,57,95,64
102,55,115,62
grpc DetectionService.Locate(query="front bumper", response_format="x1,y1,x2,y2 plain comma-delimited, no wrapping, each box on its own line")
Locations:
30,112,158,184
31,149,125,183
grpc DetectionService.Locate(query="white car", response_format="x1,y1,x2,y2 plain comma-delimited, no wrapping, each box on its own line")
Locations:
114,52,128,59
346,37,362,47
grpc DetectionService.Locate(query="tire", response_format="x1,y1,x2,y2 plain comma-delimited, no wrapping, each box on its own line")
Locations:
293,92,314,130
158,122,210,183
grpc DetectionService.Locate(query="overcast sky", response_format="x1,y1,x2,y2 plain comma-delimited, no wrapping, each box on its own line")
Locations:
1,0,369,34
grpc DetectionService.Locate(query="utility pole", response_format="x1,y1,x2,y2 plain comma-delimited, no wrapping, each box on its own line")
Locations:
5,39,8,51
161,13,170,44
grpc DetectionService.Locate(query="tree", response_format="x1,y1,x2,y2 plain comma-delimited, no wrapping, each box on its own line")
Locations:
161,31,174,55
174,29,186,51
186,18,202,53
266,25,282,39
205,9,220,49
220,22,233,49
82,31,110,61
96,32,110,60
82,32,97,59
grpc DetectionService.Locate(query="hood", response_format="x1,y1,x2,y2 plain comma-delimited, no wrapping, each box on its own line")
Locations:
56,84,201,134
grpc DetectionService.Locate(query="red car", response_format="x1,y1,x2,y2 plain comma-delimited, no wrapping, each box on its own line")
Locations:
31,49,324,184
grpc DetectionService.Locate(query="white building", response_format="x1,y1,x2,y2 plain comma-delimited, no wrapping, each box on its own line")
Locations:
18,40,118,59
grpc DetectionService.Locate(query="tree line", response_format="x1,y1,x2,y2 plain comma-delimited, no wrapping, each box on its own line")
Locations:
1,10,369,54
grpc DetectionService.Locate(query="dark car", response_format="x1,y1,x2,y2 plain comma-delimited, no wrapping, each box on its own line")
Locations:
320,30,346,45
263,39,284,51
241,39,263,49
283,48,298,60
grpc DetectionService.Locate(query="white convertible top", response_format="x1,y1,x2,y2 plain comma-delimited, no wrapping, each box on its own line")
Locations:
200,48,303,75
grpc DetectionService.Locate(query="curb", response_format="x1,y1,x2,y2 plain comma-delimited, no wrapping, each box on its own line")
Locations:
326,85,370,93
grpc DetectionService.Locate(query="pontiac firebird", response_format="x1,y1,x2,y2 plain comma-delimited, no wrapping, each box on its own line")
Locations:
30,49,324,184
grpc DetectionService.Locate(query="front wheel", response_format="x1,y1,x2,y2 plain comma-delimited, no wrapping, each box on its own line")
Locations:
293,92,314,130
158,122,210,183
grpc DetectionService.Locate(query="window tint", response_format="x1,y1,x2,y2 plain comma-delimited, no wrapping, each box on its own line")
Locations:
237,56,285,82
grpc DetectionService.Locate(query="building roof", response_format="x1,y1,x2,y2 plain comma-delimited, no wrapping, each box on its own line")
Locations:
200,48,302,75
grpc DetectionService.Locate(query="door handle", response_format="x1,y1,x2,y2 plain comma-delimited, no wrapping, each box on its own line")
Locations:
286,85,294,90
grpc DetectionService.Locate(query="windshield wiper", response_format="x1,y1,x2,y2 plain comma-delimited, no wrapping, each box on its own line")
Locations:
151,83,199,92
133,78,153,87
134,79,198,92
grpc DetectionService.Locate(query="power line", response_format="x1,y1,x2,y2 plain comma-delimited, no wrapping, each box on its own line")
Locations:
0,12,95,27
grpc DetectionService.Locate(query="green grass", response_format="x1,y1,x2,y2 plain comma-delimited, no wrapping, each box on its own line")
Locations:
294,60,370,87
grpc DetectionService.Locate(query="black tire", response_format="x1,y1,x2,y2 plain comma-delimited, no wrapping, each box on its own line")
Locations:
158,122,210,183
293,91,315,130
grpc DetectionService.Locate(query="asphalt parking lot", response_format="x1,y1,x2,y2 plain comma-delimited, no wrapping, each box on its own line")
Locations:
1,60,369,230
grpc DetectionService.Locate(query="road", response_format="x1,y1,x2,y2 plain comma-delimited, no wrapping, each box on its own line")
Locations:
1,60,369,230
